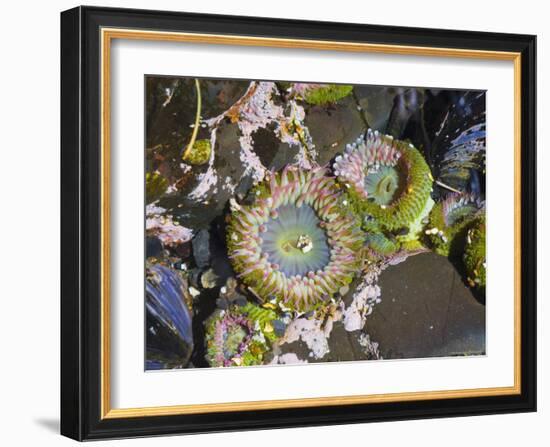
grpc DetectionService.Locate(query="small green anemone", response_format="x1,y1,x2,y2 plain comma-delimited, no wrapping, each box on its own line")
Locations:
296,84,353,106
205,303,278,367
425,193,485,257
463,217,486,289
183,138,211,166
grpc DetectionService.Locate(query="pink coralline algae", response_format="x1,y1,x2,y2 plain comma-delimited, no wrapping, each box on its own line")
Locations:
343,277,381,332
207,82,284,183
146,204,193,247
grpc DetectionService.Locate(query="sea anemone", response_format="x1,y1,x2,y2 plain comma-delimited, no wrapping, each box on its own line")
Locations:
425,193,485,256
463,217,486,289
333,129,434,255
227,166,363,312
183,138,211,166
205,303,278,367
293,83,354,106
334,130,433,231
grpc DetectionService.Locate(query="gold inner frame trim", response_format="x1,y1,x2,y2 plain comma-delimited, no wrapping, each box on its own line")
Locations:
100,27,522,419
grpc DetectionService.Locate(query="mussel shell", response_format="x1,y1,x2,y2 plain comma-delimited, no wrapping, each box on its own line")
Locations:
146,265,193,369
429,91,486,194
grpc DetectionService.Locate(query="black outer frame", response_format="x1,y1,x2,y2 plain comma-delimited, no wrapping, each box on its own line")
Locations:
60,5,537,441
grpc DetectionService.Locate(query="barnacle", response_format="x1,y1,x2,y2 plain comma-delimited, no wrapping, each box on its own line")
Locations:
227,166,363,312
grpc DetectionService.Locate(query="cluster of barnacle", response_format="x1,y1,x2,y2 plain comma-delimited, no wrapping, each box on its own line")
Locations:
206,127,485,368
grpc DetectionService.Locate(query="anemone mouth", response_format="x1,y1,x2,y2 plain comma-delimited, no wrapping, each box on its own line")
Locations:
223,324,249,359
364,165,405,206
260,204,330,277
227,166,363,312
333,129,433,231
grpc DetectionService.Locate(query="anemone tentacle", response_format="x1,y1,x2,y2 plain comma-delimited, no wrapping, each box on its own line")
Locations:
227,166,363,312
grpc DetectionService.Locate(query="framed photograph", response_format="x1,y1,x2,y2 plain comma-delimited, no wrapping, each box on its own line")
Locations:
60,6,536,441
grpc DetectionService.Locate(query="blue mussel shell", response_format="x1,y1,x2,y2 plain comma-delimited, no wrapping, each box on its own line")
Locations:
146,265,193,369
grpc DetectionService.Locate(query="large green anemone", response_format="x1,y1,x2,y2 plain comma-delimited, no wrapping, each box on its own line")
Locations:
227,166,364,312
425,193,485,257
463,217,486,289
333,129,434,256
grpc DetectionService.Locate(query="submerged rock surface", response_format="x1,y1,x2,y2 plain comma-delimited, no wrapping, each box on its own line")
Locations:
366,252,485,358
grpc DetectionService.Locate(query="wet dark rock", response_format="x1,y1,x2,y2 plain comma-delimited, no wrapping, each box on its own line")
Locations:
187,268,202,289
201,80,250,118
192,229,211,268
209,219,235,283
146,236,163,259
340,275,364,308
172,240,192,260
353,86,397,132
235,175,255,202
252,126,299,170
385,88,425,138
189,286,219,368
304,95,366,164
366,252,485,359
272,320,287,337
146,78,248,156
216,292,248,310
146,77,196,159
159,121,247,230
146,265,194,369
215,277,248,309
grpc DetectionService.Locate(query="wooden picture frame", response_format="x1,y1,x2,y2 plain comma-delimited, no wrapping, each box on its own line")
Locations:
61,5,536,441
